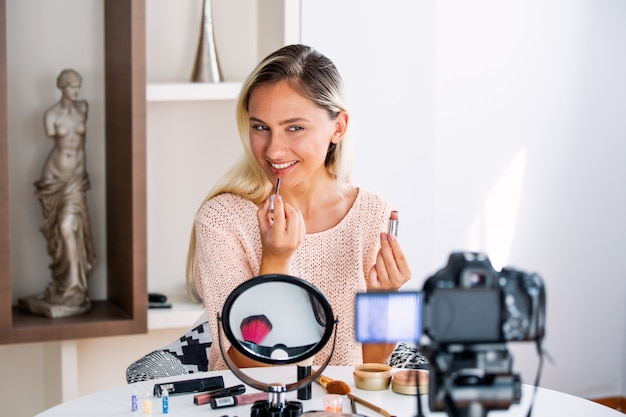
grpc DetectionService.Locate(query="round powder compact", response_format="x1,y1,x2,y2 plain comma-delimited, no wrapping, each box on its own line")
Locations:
353,363,392,391
391,369,429,395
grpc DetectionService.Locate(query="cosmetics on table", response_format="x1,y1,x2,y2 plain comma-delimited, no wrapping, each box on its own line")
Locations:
193,384,246,405
130,384,138,413
297,365,312,400
210,392,269,409
161,387,169,414
153,375,224,397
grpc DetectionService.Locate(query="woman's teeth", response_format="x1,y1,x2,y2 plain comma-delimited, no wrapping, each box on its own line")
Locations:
271,161,296,170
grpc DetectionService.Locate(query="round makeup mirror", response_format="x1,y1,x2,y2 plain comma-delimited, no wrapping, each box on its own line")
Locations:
218,274,338,414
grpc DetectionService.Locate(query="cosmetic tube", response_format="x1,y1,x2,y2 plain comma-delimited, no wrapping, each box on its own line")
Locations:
131,385,138,413
269,177,281,213
161,388,169,414
297,365,312,400
143,391,152,414
193,384,246,405
388,210,399,237
210,392,269,409
153,375,224,397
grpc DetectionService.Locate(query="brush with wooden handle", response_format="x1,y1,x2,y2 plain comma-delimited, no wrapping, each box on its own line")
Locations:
315,375,396,417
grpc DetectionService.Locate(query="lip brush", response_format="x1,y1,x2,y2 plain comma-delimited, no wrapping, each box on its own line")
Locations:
269,177,281,212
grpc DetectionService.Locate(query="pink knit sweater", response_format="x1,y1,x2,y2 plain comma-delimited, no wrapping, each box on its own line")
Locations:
194,188,393,370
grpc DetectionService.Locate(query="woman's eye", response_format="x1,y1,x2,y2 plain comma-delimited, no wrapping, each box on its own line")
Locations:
251,124,268,131
288,126,303,132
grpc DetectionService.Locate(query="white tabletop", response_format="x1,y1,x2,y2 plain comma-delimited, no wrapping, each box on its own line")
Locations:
36,366,622,416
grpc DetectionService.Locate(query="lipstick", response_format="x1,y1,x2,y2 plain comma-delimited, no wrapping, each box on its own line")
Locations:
388,210,399,237
193,384,246,405
269,177,281,213
210,392,269,409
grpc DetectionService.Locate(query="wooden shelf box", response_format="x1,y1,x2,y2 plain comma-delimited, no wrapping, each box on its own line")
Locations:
0,0,147,344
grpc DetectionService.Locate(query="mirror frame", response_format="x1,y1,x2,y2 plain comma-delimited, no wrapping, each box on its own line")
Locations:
218,274,338,393
221,274,335,365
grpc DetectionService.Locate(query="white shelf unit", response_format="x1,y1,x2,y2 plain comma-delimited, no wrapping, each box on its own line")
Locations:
145,1,301,330
146,0,301,101
147,293,205,330
146,82,242,102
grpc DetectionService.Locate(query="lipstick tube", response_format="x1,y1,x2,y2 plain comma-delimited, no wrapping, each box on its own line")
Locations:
269,177,281,212
297,365,312,400
210,392,269,409
388,210,399,237
193,384,246,405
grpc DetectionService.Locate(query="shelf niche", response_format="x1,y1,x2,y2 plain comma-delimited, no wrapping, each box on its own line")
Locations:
0,0,147,344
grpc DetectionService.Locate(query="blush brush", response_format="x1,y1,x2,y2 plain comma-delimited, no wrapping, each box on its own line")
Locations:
240,314,273,344
316,375,396,417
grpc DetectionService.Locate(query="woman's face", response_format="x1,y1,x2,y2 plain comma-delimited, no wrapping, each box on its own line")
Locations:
248,80,345,190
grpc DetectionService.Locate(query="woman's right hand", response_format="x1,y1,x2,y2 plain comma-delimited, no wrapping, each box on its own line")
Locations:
257,194,305,274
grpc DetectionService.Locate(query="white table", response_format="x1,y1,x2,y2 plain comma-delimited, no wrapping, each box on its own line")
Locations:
35,366,622,416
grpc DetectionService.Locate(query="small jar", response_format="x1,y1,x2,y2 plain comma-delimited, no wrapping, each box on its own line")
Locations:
353,363,392,391
391,369,429,395
323,394,343,412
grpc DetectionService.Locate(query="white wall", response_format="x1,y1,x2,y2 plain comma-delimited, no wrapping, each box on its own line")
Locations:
302,0,626,399
2,1,625,416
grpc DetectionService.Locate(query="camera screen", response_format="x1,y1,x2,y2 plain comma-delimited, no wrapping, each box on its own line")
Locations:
355,291,422,343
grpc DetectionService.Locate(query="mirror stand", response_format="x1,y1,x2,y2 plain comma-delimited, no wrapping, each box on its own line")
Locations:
217,274,339,417
218,314,338,410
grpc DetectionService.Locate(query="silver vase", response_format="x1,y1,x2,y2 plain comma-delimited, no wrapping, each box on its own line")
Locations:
191,0,222,83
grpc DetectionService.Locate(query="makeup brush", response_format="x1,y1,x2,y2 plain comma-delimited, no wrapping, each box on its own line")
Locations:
316,375,396,417
240,314,272,344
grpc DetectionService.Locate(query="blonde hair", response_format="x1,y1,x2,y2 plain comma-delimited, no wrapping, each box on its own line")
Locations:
186,44,353,302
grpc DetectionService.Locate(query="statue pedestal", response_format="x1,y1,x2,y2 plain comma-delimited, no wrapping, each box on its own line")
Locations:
18,294,91,319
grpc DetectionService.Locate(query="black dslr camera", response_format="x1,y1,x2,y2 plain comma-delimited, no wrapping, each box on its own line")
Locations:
422,252,546,417
422,252,545,344
355,252,546,417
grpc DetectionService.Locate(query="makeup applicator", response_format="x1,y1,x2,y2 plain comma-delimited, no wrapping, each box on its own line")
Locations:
269,177,281,213
316,375,396,417
240,314,272,344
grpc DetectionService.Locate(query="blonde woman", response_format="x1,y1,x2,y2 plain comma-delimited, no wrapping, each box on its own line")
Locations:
187,45,411,370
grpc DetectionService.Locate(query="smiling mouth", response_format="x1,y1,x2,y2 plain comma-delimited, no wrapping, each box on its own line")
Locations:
270,161,297,170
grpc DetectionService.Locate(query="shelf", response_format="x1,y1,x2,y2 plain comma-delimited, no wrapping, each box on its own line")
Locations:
0,0,147,345
147,293,205,330
147,82,242,102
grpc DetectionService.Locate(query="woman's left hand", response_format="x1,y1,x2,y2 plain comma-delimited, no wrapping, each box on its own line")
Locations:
366,232,412,290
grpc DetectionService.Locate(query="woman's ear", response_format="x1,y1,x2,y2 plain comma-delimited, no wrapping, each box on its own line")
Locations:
331,111,349,144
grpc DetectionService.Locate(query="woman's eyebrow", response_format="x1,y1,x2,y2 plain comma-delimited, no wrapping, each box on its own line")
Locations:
249,117,310,125
279,117,308,125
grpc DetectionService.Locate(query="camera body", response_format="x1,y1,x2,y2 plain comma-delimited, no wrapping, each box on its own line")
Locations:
355,252,546,417
422,252,546,417
422,252,545,345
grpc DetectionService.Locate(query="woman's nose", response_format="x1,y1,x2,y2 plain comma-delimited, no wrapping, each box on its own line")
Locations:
266,132,287,158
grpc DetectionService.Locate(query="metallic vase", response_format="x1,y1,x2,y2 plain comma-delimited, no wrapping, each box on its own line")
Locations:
191,0,222,83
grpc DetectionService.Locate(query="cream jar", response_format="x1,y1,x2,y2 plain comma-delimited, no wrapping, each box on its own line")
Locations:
353,363,392,391
391,369,429,395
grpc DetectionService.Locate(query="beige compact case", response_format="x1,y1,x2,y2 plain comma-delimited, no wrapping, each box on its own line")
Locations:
353,363,393,391
391,369,429,395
